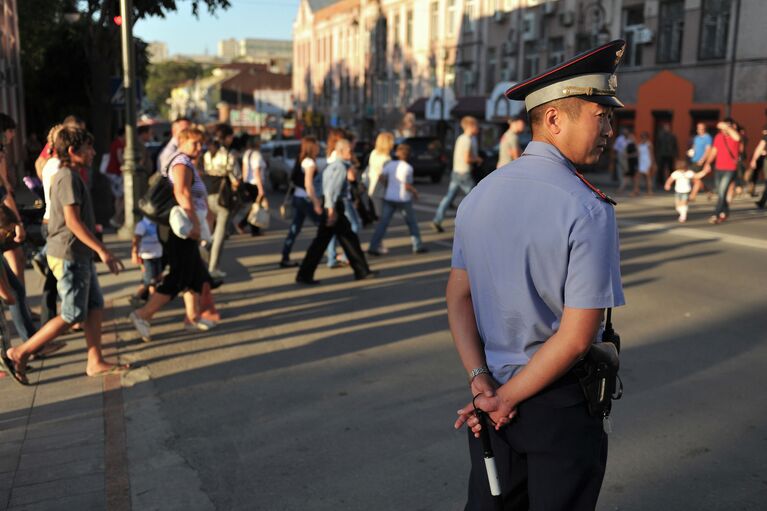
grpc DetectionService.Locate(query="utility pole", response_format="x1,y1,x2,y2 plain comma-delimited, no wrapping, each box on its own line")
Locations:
118,0,138,239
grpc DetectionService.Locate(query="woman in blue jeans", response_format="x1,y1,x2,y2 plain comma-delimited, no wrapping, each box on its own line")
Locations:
280,136,322,267
367,144,427,255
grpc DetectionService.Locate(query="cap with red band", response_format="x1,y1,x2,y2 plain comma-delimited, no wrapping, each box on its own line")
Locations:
506,39,627,112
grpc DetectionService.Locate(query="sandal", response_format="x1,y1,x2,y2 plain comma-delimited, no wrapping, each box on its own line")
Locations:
0,350,29,386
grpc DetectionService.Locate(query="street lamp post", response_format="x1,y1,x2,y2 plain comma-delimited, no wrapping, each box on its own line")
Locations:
117,0,138,239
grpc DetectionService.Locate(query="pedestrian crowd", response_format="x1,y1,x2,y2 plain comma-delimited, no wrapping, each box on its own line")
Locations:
0,104,765,386
612,119,767,223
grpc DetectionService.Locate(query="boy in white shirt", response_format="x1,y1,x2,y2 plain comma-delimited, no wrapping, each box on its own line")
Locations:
664,158,697,223
367,144,427,255
130,216,164,307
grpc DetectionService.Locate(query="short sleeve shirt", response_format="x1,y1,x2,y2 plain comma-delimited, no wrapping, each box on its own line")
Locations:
382,159,414,202
47,167,97,261
164,153,208,213
134,218,163,259
451,141,625,384
691,133,712,162
713,133,739,171
670,170,695,194
452,133,475,174
497,130,519,168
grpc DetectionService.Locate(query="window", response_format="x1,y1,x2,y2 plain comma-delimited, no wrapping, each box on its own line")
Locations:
548,36,565,67
430,2,439,41
622,6,644,67
699,0,731,60
464,0,478,34
657,0,684,63
393,13,400,48
406,10,413,48
486,47,497,93
447,0,456,37
523,41,538,78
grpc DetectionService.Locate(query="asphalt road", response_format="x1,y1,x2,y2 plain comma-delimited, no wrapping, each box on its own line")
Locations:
111,177,767,510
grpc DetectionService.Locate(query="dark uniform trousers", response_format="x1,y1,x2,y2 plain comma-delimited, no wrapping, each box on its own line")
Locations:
465,373,607,511
297,200,370,280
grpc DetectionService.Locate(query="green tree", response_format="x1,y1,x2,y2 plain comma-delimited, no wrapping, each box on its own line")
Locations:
145,60,208,118
19,0,231,153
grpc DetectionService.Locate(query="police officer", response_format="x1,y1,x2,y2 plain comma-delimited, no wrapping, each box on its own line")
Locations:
450,40,627,510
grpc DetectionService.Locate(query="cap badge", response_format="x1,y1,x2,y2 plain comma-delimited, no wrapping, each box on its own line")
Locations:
615,45,625,65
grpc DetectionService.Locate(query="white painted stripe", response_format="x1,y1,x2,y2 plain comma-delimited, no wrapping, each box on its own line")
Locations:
619,219,767,251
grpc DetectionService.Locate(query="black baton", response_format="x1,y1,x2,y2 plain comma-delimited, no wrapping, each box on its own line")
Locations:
474,406,503,509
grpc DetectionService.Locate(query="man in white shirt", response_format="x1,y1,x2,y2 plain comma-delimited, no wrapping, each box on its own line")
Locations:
497,115,526,168
157,117,191,173
433,116,482,232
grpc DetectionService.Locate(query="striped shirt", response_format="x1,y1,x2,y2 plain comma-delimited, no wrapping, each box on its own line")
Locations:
164,153,208,213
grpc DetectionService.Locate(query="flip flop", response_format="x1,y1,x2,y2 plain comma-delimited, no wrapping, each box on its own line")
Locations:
87,364,131,378
0,350,29,386
30,341,66,361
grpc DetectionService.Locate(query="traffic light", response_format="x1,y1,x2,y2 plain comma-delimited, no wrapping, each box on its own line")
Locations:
114,15,122,26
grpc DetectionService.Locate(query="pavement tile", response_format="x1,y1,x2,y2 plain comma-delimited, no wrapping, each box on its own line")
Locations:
0,453,18,474
0,470,14,491
8,489,104,511
17,443,103,473
8,473,104,507
12,457,104,488
18,429,101,455
23,415,101,441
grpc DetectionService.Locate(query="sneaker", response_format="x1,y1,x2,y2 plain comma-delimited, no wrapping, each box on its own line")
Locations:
279,259,299,268
756,201,765,210
414,246,429,254
185,319,215,332
431,222,444,233
129,311,151,342
209,269,227,279
295,276,321,285
367,248,383,256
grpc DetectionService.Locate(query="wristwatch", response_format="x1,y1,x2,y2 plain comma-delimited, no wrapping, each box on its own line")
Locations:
468,365,490,382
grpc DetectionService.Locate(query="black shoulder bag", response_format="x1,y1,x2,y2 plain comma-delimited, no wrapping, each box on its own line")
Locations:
138,153,188,225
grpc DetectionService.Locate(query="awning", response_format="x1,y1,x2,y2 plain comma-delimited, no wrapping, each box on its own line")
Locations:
486,81,524,122
451,96,488,119
406,97,428,119
425,87,457,121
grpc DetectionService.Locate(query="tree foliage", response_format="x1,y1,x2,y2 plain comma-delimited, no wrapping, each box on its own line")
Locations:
146,60,209,118
19,0,231,148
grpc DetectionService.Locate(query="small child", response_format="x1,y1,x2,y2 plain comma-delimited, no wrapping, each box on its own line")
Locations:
131,216,163,307
664,158,697,223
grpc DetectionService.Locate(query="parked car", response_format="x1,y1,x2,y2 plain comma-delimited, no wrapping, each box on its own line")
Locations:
394,136,448,183
261,140,327,191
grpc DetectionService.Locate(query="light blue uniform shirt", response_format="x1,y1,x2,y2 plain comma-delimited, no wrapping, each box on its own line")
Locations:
451,141,625,384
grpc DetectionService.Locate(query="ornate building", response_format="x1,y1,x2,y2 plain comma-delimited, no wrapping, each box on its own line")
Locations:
0,0,25,173
294,0,767,155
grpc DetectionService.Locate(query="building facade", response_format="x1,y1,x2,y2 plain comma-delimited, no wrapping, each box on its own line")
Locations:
217,38,293,73
169,63,292,137
0,0,26,176
293,0,767,155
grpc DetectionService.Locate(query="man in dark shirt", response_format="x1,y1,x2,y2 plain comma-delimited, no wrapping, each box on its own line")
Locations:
655,123,678,186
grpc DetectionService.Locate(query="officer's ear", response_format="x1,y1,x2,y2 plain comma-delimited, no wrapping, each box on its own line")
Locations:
542,106,564,136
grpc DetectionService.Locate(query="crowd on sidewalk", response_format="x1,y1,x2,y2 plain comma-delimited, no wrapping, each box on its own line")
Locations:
0,108,765,386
